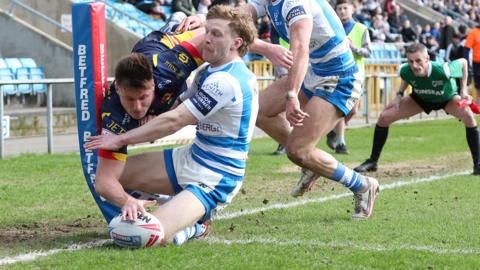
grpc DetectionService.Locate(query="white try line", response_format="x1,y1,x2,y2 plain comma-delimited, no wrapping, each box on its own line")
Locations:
0,240,111,266
0,169,471,266
205,237,480,255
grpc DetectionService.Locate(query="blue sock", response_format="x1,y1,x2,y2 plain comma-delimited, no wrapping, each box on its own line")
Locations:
173,223,206,246
330,163,364,192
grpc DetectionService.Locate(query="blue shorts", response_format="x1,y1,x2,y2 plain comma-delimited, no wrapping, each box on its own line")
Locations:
301,67,362,116
163,145,243,221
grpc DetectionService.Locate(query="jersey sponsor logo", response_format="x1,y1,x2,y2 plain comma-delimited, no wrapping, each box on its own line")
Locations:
309,40,321,50
202,80,223,97
286,6,306,24
414,88,444,96
163,60,187,79
198,182,214,192
197,122,222,135
105,120,127,134
101,129,114,136
157,79,172,89
160,92,174,104
122,113,132,126
431,80,444,87
101,112,111,119
178,52,190,64
191,89,218,116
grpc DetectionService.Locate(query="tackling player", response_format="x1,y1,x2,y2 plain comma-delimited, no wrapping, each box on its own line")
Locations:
85,5,260,246
178,0,380,218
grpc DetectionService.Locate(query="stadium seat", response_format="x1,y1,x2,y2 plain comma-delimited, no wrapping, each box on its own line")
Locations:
0,68,17,96
0,58,7,69
5,58,22,73
104,0,164,37
16,67,32,95
29,67,47,94
19,58,37,68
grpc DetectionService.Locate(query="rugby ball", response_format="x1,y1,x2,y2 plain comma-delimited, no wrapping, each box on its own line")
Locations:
108,212,164,248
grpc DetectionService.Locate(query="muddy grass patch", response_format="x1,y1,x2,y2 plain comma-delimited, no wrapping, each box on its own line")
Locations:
0,215,106,252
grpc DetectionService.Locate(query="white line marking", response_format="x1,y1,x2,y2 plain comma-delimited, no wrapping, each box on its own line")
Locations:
205,237,480,255
0,170,471,265
0,240,111,266
214,170,470,220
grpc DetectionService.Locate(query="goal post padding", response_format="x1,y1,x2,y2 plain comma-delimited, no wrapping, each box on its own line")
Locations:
72,1,119,223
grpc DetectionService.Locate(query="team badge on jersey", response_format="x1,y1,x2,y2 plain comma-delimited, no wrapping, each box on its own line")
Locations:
286,6,306,24
191,89,218,116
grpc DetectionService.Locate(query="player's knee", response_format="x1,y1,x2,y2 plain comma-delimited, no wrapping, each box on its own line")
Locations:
377,113,393,127
286,144,308,165
463,113,477,127
256,112,269,128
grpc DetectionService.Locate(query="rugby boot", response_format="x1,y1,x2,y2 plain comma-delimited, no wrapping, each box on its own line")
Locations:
193,221,210,239
473,165,480,175
335,143,349,154
326,130,337,150
273,144,286,155
354,159,378,172
352,177,380,219
291,168,320,197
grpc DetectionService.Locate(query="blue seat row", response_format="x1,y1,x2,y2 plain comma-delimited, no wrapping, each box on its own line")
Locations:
105,0,167,37
366,43,403,64
0,58,46,96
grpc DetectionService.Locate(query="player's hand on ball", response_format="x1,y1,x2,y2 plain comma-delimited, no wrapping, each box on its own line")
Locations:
122,196,156,221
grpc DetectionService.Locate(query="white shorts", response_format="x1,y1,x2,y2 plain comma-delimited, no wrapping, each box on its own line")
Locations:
302,67,363,116
163,145,243,221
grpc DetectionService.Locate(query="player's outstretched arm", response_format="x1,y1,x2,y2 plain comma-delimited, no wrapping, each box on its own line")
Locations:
85,104,197,150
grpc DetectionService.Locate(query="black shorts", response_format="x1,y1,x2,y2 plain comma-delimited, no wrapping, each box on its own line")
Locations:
472,62,480,90
410,93,450,114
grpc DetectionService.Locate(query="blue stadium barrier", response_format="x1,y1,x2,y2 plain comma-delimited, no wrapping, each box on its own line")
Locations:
29,67,47,94
0,68,17,96
16,67,32,95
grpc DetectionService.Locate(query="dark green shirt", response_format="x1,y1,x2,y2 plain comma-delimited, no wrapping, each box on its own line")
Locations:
399,60,463,103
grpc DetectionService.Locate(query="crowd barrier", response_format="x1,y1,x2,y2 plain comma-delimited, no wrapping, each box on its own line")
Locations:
248,59,478,119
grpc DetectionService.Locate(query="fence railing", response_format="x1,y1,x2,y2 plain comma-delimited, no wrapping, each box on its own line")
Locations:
0,78,115,159
7,0,71,32
0,72,450,158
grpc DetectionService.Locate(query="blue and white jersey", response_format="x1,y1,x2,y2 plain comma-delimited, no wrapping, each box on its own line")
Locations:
181,60,259,176
250,0,357,77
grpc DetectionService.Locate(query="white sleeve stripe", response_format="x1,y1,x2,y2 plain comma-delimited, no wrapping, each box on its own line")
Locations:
443,63,451,79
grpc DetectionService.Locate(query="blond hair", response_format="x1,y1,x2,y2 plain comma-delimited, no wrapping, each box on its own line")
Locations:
206,5,257,56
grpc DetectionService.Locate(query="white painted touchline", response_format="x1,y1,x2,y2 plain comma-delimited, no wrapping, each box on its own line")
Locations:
205,237,480,255
214,170,471,220
0,240,111,266
0,169,472,266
